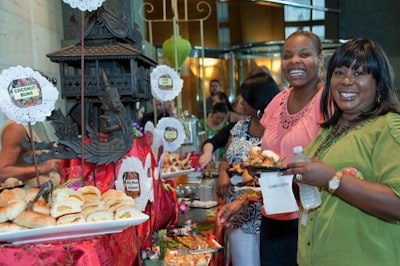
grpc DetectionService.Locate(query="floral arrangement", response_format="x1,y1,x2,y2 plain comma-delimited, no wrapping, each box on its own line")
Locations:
132,122,145,137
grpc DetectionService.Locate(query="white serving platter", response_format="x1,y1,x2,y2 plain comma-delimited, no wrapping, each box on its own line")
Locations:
0,213,149,245
161,168,195,180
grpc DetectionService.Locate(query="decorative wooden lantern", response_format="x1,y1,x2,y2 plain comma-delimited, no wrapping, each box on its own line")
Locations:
47,6,157,130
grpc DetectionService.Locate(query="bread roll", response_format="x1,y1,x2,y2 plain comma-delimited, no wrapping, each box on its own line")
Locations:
57,213,86,226
261,150,281,163
81,201,105,216
77,186,101,201
52,188,84,204
3,177,20,188
24,188,43,203
0,221,27,233
50,200,82,218
86,210,114,222
0,199,26,222
104,196,136,212
101,189,125,201
114,205,140,220
32,200,50,216
13,210,56,228
0,188,26,202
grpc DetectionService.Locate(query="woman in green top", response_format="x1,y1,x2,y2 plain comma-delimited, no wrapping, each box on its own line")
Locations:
284,39,400,265
200,103,230,160
200,102,230,139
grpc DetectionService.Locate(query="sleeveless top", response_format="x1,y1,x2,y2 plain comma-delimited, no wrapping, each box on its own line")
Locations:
225,117,262,234
0,120,60,186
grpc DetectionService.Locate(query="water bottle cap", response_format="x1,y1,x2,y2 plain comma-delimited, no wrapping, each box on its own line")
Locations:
293,146,303,153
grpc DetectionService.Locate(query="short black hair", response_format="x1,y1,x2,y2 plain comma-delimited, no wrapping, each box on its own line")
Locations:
211,102,229,114
321,38,400,128
240,67,280,112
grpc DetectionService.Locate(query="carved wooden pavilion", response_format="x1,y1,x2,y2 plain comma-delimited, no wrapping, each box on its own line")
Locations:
47,6,157,131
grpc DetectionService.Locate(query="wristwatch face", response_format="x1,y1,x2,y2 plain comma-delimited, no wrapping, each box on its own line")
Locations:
329,179,340,190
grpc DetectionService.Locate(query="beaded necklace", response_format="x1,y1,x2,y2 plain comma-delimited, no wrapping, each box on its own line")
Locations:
312,117,364,159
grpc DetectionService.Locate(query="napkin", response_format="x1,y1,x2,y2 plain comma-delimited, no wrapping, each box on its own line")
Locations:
259,172,299,215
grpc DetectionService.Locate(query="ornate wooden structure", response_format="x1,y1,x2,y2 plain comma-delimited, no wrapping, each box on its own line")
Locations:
47,6,157,130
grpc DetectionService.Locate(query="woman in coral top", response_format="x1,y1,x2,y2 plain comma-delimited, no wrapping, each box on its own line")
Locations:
259,30,324,265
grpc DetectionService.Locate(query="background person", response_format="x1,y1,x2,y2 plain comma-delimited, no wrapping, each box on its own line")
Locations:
259,30,325,266
199,102,230,140
212,91,241,123
284,38,400,265
140,99,175,126
199,122,236,169
199,67,277,169
198,79,222,119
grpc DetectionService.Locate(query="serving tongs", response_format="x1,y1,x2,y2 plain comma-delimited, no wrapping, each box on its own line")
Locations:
177,247,224,254
177,244,224,255
26,180,53,211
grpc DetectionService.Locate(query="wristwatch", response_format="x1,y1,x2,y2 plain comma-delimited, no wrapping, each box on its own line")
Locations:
328,170,343,193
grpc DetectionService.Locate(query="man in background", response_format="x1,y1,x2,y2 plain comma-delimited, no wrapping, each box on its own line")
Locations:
198,79,222,119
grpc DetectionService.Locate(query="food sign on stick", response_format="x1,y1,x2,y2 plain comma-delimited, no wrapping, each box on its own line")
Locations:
0,66,59,185
156,117,186,152
150,65,183,101
0,66,58,125
115,154,154,212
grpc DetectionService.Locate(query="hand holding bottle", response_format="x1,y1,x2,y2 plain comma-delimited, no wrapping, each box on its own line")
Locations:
292,146,321,210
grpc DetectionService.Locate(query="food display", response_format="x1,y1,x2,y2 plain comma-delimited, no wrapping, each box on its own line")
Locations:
0,186,143,232
164,251,211,266
160,152,195,180
162,152,192,174
227,147,285,187
243,146,284,168
163,235,221,266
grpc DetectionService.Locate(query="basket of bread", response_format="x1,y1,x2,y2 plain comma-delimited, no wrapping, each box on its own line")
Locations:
0,182,149,244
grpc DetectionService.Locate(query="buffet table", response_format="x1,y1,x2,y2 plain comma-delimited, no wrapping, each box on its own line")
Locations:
176,175,228,266
0,226,139,265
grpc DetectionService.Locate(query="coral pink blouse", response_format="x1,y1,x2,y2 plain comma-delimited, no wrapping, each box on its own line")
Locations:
260,87,323,220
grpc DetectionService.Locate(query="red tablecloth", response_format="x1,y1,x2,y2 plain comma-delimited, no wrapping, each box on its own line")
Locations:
0,136,179,266
0,227,139,266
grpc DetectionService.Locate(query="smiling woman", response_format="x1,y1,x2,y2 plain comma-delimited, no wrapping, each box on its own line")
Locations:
259,30,324,266
284,38,400,265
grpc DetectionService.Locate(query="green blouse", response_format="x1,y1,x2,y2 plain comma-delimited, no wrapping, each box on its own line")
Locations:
300,113,400,266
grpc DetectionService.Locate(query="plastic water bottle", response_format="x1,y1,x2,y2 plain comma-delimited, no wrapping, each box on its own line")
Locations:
293,146,321,210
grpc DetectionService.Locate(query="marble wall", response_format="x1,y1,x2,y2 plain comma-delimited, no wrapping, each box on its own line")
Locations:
0,0,64,141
